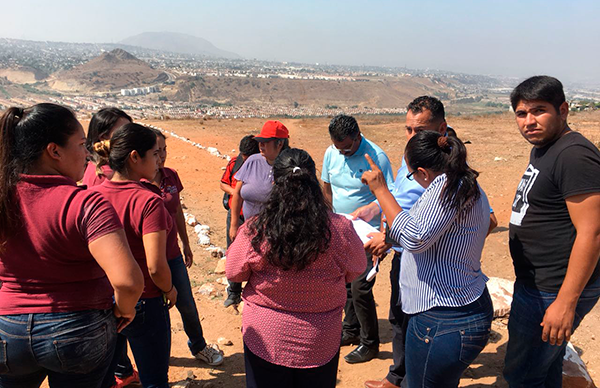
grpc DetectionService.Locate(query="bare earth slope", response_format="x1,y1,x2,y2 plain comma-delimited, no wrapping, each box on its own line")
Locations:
48,49,166,92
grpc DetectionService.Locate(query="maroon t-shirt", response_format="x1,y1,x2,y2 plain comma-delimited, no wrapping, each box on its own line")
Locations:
142,168,184,260
92,180,171,299
82,162,114,187
0,175,122,314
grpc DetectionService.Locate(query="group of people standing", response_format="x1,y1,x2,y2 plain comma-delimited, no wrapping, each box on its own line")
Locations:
0,75,598,388
0,106,222,388
221,76,600,388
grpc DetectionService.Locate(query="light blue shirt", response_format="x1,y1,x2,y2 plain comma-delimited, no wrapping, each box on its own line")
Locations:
321,137,394,228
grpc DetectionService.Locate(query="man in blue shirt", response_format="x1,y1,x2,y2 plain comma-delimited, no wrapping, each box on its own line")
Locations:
359,97,497,388
322,114,394,364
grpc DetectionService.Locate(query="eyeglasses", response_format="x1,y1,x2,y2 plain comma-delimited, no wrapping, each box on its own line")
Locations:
406,170,417,181
335,135,359,154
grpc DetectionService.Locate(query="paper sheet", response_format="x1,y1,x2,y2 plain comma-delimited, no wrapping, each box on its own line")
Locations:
340,213,382,281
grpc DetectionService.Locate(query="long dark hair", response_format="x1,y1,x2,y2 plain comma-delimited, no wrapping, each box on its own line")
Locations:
405,130,480,214
0,103,80,243
248,148,332,271
86,108,132,154
94,123,157,174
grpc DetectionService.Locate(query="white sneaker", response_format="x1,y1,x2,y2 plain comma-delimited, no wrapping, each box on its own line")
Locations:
194,344,224,366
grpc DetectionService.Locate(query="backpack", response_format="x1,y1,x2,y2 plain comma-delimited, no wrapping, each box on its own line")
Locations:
222,154,245,210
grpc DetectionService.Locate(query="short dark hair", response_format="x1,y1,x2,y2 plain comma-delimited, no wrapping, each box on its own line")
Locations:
239,135,259,156
510,76,565,113
407,96,445,123
328,114,360,142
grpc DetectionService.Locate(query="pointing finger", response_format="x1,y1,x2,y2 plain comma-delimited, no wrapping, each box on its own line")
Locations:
364,154,378,170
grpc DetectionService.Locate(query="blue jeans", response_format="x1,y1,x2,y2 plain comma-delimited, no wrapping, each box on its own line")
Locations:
169,255,207,354
121,297,171,388
503,277,600,388
0,309,116,388
405,289,493,388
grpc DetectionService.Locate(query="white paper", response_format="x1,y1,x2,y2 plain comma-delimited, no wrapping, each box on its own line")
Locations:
366,258,379,282
340,213,380,244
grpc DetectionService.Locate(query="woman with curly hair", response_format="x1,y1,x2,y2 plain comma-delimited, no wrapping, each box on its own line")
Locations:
226,148,366,388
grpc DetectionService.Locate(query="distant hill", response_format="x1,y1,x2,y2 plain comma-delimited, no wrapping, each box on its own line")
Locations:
120,32,241,59
48,48,167,92
168,75,456,109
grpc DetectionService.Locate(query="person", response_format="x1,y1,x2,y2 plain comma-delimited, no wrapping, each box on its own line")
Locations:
82,108,132,187
503,76,600,387
148,128,224,366
226,148,367,388
228,120,289,242
220,135,260,307
362,130,493,388
321,114,394,364
92,123,177,388
0,103,143,388
360,96,497,388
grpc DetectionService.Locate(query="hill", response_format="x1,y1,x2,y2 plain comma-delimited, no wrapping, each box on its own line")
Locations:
48,48,167,92
168,74,457,109
120,32,241,59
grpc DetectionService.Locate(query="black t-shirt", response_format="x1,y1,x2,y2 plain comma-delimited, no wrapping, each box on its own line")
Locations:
509,131,600,292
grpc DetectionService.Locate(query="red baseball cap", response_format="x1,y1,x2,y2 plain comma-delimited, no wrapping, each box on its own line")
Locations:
255,120,289,142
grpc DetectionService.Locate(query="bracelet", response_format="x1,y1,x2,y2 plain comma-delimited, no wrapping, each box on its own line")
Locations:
163,284,173,294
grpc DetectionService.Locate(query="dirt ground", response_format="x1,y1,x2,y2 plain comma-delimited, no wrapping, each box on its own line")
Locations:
55,111,600,387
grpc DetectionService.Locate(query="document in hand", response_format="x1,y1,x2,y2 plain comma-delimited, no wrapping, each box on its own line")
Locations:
340,213,381,281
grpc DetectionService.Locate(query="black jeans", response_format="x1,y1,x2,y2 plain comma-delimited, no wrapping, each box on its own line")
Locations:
244,343,339,388
387,252,409,387
226,209,244,294
342,251,380,348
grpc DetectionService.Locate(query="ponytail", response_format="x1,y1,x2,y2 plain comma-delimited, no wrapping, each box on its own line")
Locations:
0,108,23,243
0,103,79,244
405,130,480,214
93,140,111,177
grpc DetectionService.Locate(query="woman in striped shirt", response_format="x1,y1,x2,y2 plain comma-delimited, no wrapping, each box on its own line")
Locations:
362,130,493,388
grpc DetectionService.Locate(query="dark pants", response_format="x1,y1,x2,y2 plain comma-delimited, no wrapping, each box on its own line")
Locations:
405,289,493,388
387,252,410,387
343,251,380,348
121,297,171,388
0,309,117,388
244,343,339,388
503,277,600,388
226,209,244,295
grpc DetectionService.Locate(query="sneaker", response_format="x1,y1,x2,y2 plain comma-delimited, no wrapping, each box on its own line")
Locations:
112,369,140,388
194,343,224,366
223,292,242,307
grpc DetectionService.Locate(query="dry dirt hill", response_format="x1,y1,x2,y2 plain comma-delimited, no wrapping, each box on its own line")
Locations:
170,74,457,109
48,48,167,92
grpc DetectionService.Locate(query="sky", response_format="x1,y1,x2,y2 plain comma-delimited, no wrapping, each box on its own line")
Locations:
2,0,600,83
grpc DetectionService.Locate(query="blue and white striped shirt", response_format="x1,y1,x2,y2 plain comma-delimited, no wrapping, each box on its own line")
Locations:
389,173,489,314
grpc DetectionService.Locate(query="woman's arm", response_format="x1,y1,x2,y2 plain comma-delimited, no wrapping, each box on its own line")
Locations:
226,224,253,283
143,230,177,307
220,181,236,195
89,230,144,332
229,182,244,242
175,203,193,267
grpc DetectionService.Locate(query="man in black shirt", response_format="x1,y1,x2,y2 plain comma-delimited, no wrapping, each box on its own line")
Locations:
504,76,600,387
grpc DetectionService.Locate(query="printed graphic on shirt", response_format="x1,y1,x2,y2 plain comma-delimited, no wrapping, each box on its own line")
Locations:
510,164,540,226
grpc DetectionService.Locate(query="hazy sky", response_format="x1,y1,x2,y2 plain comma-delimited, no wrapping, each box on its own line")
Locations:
2,0,599,83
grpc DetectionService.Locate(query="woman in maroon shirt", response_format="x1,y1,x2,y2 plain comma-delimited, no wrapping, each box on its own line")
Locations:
82,108,132,187
146,129,224,366
226,148,366,388
0,103,143,388
92,123,176,388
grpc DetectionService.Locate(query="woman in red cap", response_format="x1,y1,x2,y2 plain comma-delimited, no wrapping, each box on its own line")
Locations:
225,121,289,306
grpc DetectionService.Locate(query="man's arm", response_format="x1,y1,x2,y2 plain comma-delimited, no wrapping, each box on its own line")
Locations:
541,192,600,346
220,182,235,195
323,182,333,208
